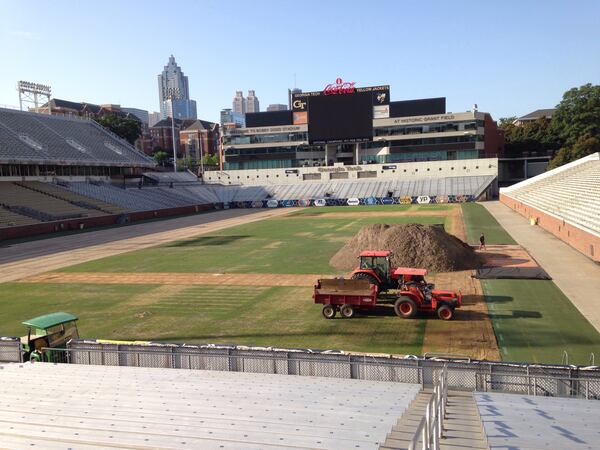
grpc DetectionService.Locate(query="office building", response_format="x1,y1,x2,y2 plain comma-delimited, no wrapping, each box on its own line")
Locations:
267,104,288,112
221,79,503,170
157,55,197,120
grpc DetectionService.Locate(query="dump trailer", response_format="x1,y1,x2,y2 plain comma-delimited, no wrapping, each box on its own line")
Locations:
313,278,378,319
315,268,462,320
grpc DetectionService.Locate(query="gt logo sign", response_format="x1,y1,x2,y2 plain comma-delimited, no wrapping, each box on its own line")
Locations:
292,99,306,110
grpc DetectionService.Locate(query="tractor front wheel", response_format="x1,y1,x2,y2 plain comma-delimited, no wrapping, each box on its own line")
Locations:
322,304,336,319
394,297,417,319
437,304,454,320
351,273,379,289
340,304,355,319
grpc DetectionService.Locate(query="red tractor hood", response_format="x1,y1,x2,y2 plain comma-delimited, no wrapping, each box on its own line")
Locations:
393,267,428,277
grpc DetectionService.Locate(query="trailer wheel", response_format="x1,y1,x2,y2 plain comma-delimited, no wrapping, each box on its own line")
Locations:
394,297,417,319
437,305,454,320
322,304,336,319
340,304,355,319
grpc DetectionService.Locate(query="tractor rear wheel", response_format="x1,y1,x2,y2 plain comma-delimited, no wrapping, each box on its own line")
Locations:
394,297,417,319
340,304,355,319
351,272,379,288
322,304,336,319
437,304,454,320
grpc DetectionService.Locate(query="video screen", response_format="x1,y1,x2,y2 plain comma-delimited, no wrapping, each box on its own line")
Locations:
308,92,373,144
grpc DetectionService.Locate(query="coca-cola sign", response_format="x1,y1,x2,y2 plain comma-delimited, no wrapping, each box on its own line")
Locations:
323,77,356,95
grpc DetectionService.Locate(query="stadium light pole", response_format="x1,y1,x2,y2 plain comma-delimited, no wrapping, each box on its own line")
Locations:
166,87,181,173
171,113,177,173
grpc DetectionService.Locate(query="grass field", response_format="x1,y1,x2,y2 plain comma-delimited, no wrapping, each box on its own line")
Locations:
467,204,600,364
0,283,424,354
481,279,599,365
61,213,448,274
2,203,600,363
461,203,516,245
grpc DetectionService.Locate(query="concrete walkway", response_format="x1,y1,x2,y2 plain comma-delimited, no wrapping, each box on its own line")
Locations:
483,201,600,334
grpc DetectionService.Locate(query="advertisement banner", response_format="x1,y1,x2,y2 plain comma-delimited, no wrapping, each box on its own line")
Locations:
347,198,360,206
364,197,377,205
251,201,263,208
314,198,327,207
399,196,412,204
282,200,296,207
297,199,310,207
373,105,390,119
417,196,430,204
293,111,308,125
381,197,395,205
266,199,279,208
436,195,448,204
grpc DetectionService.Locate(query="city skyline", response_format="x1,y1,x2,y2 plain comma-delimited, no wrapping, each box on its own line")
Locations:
0,0,599,123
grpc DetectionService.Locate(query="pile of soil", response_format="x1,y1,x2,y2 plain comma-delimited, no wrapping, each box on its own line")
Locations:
330,223,483,272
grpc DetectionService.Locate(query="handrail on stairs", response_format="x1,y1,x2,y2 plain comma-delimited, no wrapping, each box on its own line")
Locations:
409,365,448,450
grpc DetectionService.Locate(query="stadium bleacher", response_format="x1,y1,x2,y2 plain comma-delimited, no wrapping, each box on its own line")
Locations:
475,392,600,449
502,153,600,234
0,182,104,221
0,205,40,227
0,108,155,167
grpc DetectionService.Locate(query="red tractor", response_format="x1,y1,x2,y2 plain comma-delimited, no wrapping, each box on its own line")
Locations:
348,250,462,320
394,267,462,320
350,250,403,291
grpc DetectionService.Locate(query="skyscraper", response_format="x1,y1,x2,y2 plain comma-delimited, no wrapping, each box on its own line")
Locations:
232,91,245,114
266,104,288,111
158,55,197,120
246,90,260,113
288,88,302,110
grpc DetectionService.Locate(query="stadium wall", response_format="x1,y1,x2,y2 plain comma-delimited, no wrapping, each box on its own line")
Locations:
204,158,498,186
500,193,600,262
0,203,219,241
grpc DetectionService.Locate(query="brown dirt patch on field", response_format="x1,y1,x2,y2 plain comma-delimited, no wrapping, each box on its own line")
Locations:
423,270,500,360
20,272,325,287
330,223,483,272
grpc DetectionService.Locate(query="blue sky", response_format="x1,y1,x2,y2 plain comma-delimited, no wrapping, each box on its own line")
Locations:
1,0,598,122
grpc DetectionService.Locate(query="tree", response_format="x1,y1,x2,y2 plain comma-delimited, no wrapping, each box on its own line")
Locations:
95,114,142,145
499,116,560,157
153,151,168,166
201,153,219,166
547,135,600,170
548,83,600,168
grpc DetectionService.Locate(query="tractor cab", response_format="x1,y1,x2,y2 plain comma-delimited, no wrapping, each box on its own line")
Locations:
351,250,396,290
20,312,79,362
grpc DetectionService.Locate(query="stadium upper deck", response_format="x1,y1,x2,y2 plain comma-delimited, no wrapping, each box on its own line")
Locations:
0,107,155,176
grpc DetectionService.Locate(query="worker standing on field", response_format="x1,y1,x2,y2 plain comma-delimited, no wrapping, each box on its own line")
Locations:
479,233,486,250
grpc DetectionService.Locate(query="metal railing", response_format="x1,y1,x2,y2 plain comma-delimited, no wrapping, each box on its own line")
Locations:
14,340,600,400
409,366,448,450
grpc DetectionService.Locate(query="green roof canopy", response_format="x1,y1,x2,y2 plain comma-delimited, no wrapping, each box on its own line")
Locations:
22,312,78,330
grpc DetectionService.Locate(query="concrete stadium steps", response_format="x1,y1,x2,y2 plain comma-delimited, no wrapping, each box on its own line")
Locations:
0,205,41,227
0,107,154,166
503,157,600,234
204,175,496,203
475,392,600,449
0,363,421,450
380,390,488,450
19,181,127,215
0,182,105,221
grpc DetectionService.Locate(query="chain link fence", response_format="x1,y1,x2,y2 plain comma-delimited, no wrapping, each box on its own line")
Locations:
6,338,598,400
0,337,22,363
26,340,592,400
